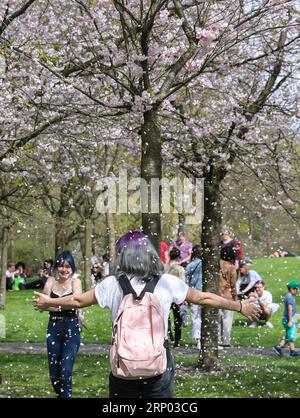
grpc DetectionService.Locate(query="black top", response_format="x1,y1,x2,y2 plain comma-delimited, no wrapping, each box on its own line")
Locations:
49,291,77,318
91,271,102,283
220,240,240,264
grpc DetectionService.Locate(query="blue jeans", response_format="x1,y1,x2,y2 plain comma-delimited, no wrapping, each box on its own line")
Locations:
109,348,174,398
47,317,80,398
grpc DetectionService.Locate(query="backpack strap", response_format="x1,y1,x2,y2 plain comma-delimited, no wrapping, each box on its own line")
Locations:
118,274,160,300
140,275,160,299
189,261,201,278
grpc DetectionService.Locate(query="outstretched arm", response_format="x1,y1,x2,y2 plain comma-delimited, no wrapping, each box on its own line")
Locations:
33,289,97,311
185,288,261,321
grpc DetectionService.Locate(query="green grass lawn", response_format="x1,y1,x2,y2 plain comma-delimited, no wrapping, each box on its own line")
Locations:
174,354,300,398
0,353,108,398
1,353,299,398
1,257,300,398
1,257,299,347
0,289,112,345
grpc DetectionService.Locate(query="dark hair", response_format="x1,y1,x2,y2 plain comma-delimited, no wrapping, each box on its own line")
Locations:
239,261,250,275
255,280,265,287
54,251,76,274
102,253,110,262
239,260,248,268
15,261,26,270
92,263,100,269
116,233,163,282
169,247,181,261
43,259,53,269
191,245,202,260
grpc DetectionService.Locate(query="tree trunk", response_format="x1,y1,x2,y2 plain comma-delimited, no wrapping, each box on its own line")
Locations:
199,170,223,371
265,222,270,256
106,212,116,271
178,213,185,234
54,216,67,257
0,226,8,309
54,186,72,257
84,218,92,291
7,229,15,263
141,109,162,253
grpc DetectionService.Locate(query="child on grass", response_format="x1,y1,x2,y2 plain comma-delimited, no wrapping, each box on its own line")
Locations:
273,280,300,358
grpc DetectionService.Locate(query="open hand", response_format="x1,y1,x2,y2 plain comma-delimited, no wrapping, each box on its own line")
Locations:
32,292,51,311
240,298,262,321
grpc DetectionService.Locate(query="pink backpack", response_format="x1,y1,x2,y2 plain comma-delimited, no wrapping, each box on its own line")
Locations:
110,275,167,380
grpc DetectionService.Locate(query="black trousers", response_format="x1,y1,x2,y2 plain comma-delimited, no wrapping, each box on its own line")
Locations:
6,277,13,290
109,348,174,398
168,303,183,344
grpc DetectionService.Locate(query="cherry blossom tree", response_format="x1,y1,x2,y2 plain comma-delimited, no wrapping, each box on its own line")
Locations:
1,1,299,368
1,1,298,248
160,12,299,368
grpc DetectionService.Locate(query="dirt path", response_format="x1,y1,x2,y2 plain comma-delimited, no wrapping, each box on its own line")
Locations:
0,342,278,358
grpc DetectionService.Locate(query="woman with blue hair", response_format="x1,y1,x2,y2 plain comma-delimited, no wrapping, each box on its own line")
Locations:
42,251,82,398
34,232,261,398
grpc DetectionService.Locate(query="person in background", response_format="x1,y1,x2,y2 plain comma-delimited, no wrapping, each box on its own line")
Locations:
33,231,261,399
90,262,103,287
236,261,262,300
15,262,27,278
273,280,300,358
164,248,186,281
160,241,169,265
39,259,54,285
21,259,53,290
24,266,32,278
219,228,241,348
270,249,296,258
6,263,16,291
165,248,186,347
185,245,202,349
42,251,82,397
169,232,192,268
102,253,110,279
236,239,243,260
13,262,27,290
248,281,279,328
91,253,100,266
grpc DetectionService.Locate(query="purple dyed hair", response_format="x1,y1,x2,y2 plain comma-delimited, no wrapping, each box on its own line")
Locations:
115,231,164,282
115,230,147,254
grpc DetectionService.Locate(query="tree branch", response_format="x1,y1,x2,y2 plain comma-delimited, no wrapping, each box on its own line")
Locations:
0,113,70,161
0,0,37,35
